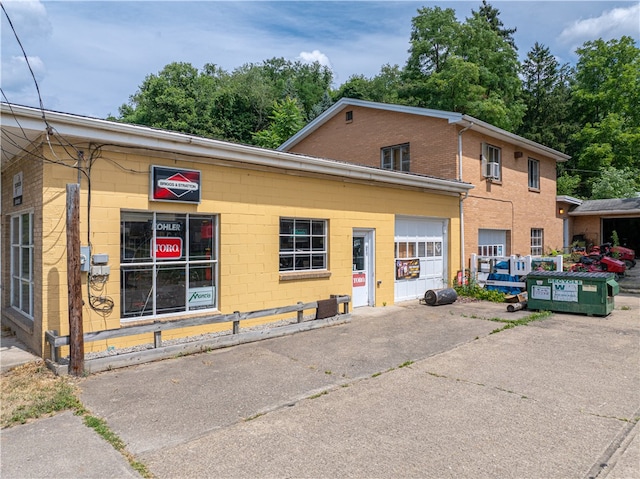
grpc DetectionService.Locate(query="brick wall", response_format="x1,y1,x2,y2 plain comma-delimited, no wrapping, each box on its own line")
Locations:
572,216,602,248
1,145,44,355
287,106,563,262
290,106,459,179
461,129,563,257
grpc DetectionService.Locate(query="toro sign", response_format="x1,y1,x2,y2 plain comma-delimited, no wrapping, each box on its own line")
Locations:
153,237,182,259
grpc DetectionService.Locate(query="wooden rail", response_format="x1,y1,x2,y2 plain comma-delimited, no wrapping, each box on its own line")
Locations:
45,295,350,363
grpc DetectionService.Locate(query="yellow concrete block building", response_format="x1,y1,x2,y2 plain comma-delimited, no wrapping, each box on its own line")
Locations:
1,104,472,359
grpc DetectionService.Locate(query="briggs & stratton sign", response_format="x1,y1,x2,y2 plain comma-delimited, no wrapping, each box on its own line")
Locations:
150,166,201,203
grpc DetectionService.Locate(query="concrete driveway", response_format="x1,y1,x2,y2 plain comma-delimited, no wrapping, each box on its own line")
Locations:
2,295,639,479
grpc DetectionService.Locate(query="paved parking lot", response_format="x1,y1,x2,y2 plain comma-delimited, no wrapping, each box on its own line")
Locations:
3,294,638,479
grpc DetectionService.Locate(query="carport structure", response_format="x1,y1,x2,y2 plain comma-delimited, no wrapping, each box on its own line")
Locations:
565,196,640,253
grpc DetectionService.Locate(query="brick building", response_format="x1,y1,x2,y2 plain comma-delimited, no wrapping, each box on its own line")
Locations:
280,98,571,274
558,196,640,254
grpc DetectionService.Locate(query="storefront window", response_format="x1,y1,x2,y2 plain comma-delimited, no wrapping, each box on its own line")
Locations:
120,212,217,319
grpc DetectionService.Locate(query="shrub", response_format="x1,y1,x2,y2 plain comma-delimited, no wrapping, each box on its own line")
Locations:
453,279,506,302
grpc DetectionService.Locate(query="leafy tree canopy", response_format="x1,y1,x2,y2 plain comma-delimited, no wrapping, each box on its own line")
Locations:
252,97,305,149
113,3,638,200
590,167,639,199
403,4,524,130
115,58,333,144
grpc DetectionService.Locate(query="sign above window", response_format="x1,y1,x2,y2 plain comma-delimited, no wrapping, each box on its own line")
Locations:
150,166,201,203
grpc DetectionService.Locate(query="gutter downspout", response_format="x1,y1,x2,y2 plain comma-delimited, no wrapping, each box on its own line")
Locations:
458,122,473,282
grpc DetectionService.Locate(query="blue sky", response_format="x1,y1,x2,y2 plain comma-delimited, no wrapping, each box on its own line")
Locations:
2,1,639,119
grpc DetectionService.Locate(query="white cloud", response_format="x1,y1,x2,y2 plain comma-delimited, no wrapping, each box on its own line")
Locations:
1,55,46,91
559,4,640,46
1,0,52,38
298,50,333,70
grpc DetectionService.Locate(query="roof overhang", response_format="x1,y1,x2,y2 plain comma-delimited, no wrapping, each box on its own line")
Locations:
556,195,583,206
1,103,474,196
569,209,640,216
455,116,570,162
279,98,571,163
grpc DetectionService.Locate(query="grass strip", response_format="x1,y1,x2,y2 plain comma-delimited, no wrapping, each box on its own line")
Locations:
487,311,552,334
2,361,153,478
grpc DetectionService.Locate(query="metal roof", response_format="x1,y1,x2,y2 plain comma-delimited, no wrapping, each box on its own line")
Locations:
569,197,640,216
1,102,474,196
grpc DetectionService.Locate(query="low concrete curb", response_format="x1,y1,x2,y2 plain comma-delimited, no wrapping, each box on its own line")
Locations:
46,314,351,375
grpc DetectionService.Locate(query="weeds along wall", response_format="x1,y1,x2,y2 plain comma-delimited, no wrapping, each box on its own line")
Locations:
16,143,461,356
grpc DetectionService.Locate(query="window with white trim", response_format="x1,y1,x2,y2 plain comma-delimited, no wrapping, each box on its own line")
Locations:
279,218,327,271
531,228,544,255
10,211,34,318
120,212,217,319
528,158,540,190
478,229,507,257
381,143,410,172
478,244,504,257
481,143,501,180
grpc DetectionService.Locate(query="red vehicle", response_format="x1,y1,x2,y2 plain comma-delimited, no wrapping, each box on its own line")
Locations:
570,254,626,280
611,245,636,269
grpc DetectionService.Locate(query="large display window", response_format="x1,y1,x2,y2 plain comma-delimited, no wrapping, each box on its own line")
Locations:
120,211,217,319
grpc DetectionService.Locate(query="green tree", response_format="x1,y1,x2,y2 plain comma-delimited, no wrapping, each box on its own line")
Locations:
405,6,460,76
572,37,639,125
519,43,576,152
116,62,219,138
115,58,333,145
590,167,639,199
556,172,583,197
308,90,334,121
334,64,404,104
403,3,524,130
252,97,305,149
473,0,517,49
458,9,524,129
569,36,640,197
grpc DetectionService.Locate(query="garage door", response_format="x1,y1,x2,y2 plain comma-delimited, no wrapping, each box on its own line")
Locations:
394,216,447,302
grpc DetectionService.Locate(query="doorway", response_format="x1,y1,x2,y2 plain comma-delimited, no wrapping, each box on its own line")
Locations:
352,229,375,307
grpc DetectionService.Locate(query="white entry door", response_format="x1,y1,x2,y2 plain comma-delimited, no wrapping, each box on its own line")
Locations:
352,230,374,307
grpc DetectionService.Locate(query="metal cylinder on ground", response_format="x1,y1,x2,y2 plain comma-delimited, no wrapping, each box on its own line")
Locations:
424,288,458,306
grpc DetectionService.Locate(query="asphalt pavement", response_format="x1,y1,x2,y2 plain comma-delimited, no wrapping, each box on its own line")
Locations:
2,290,639,479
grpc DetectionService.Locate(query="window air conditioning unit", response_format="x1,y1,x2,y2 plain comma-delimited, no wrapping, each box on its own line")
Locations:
484,162,500,180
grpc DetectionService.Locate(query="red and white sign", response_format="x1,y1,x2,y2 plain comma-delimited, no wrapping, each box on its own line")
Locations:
151,166,201,203
353,273,366,287
153,237,183,259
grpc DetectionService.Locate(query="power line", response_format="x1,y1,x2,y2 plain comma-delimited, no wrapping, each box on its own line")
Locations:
1,1,46,121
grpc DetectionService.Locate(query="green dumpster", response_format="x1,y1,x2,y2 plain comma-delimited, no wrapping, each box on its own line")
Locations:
526,271,619,316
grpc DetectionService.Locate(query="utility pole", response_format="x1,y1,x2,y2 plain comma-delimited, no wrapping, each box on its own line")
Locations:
66,183,84,376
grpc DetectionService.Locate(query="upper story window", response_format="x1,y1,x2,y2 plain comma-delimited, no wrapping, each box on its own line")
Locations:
528,158,540,190
279,218,327,272
345,110,353,122
481,143,501,181
10,211,34,319
381,143,410,172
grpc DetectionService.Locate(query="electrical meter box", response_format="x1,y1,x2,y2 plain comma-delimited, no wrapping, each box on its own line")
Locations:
526,271,619,316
